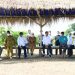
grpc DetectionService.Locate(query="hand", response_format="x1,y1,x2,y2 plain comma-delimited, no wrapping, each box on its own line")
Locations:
45,45,48,48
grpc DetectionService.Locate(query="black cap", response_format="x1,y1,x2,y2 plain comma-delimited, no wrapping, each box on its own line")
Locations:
7,31,10,34
19,32,23,35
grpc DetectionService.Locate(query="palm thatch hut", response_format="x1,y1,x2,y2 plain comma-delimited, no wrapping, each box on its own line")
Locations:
0,0,75,24
0,0,75,47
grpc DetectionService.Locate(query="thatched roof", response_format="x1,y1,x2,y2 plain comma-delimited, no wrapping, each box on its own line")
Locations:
0,0,75,9
0,0,75,25
0,0,75,17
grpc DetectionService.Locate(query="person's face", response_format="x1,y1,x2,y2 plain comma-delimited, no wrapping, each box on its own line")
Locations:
69,33,71,36
61,33,64,36
28,30,31,34
45,32,48,36
49,31,51,35
32,34,34,37
20,34,23,37
57,31,60,35
7,33,10,36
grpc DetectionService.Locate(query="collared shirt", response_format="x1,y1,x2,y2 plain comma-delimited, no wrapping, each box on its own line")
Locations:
42,35,51,45
27,33,31,37
67,35,72,45
55,35,60,41
59,35,68,44
17,36,28,46
73,36,75,45
38,34,44,43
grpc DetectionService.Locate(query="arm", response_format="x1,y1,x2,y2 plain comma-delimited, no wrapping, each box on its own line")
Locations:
17,37,20,46
4,37,7,48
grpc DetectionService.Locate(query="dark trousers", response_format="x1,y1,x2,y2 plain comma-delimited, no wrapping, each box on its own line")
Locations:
18,46,27,58
68,45,74,57
55,45,61,55
55,40,60,55
55,49,59,55
43,44,52,55
59,44,67,55
0,47,2,56
55,46,60,55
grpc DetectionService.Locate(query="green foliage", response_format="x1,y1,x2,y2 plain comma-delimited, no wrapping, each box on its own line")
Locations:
65,23,75,35
0,27,6,45
65,28,72,35
0,26,28,45
71,23,75,31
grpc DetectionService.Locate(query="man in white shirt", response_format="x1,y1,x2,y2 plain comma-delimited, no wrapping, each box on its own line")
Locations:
17,32,28,59
67,33,74,57
42,31,52,57
48,31,53,55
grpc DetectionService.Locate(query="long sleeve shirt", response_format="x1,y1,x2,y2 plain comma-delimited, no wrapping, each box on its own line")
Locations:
72,36,75,45
42,35,51,45
67,35,72,45
59,35,68,44
17,36,28,46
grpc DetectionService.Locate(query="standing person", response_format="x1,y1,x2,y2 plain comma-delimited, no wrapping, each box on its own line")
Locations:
59,32,68,57
48,31,53,55
27,30,32,39
55,31,60,55
73,33,75,46
0,47,2,60
5,31,16,59
17,32,28,59
38,30,44,55
67,33,74,57
49,31,51,36
27,30,32,54
42,31,52,57
38,30,44,47
28,33,36,55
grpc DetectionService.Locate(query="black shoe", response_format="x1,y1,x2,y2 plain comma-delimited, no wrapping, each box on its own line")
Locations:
42,54,45,57
24,55,27,58
31,53,33,56
68,55,72,58
24,57,27,59
49,54,51,57
18,57,20,59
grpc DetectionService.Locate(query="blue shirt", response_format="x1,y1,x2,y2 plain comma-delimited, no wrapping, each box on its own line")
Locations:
59,35,68,44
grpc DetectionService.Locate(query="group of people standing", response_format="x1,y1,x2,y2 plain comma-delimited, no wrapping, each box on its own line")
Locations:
0,30,75,60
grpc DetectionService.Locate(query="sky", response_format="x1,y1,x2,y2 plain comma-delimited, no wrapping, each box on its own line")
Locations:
1,18,75,36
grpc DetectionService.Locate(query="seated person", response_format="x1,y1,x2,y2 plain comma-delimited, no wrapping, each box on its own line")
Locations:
42,31,52,57
59,32,68,57
28,33,36,55
0,47,2,60
17,32,28,59
5,31,16,59
55,31,60,55
67,33,74,57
